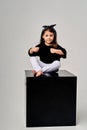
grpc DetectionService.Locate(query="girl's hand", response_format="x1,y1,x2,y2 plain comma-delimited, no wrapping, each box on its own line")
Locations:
32,47,39,52
30,47,39,54
50,48,64,55
50,48,56,53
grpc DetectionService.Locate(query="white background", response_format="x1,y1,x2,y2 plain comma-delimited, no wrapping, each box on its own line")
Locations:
0,0,87,130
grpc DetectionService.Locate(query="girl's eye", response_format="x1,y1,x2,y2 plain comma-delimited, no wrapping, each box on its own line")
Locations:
50,35,53,37
45,35,48,37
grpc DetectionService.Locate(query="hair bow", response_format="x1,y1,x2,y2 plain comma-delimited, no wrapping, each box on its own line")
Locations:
42,24,56,28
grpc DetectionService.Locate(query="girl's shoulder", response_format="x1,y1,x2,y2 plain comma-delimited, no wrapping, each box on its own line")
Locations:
57,44,66,52
35,43,41,47
57,44,64,49
57,44,62,48
36,43,46,47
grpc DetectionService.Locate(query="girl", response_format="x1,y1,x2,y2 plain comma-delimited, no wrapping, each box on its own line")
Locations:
28,24,67,77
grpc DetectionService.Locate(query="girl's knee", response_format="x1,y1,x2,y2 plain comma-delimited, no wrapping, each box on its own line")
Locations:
30,57,38,62
53,61,61,68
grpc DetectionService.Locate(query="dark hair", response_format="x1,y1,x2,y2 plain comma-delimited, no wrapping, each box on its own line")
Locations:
39,27,58,48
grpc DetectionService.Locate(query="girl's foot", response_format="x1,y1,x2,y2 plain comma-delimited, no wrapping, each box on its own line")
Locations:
36,70,43,77
32,70,37,76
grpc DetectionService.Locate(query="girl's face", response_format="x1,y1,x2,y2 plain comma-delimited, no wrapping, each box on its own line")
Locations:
42,30,54,45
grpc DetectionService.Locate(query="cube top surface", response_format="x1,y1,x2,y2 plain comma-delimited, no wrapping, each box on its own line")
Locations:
25,70,76,78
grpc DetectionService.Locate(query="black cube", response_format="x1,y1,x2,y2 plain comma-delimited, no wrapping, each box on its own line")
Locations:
25,70,77,127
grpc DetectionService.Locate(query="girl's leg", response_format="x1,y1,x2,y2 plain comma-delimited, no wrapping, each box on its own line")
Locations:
38,60,61,73
30,57,61,76
30,57,43,76
30,57,42,72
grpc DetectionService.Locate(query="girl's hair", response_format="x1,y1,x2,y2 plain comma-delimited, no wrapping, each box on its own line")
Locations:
39,26,58,48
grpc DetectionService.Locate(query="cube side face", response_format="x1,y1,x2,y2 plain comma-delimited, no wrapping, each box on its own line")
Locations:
26,76,77,127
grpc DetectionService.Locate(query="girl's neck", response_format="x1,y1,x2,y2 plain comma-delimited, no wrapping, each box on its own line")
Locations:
44,42,58,48
44,42,53,46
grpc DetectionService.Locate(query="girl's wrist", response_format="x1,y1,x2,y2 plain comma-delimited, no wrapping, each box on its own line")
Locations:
51,48,57,54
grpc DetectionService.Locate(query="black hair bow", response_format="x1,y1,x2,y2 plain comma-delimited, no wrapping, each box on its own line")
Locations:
42,24,56,28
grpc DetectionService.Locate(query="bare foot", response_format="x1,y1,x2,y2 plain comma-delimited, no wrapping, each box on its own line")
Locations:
32,70,37,76
36,70,43,77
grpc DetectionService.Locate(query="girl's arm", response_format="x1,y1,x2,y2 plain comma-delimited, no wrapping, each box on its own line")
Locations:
50,48,64,55
50,47,67,58
29,47,39,54
28,47,39,56
28,43,41,56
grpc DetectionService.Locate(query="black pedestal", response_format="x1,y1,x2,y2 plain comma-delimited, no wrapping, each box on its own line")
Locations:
25,70,77,127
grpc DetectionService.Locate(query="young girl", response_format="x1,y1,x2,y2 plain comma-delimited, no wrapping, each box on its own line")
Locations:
28,24,67,77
